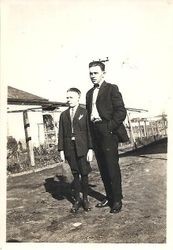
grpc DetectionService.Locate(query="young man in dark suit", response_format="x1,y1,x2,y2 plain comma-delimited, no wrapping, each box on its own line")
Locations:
58,88,93,213
86,61,129,213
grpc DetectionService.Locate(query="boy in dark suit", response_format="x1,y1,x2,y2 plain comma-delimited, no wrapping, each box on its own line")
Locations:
86,61,129,213
58,88,93,213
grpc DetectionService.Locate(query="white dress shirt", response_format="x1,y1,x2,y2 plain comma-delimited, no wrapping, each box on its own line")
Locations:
91,83,103,122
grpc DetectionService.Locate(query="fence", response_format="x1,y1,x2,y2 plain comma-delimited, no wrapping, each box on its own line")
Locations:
119,114,167,152
7,113,168,174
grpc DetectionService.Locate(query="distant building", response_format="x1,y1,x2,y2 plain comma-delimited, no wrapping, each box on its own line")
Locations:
7,86,67,148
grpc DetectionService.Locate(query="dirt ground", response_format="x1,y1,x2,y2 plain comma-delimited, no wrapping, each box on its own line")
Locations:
6,138,167,243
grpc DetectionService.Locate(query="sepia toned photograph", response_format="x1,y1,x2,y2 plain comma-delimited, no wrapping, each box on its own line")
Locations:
1,0,173,249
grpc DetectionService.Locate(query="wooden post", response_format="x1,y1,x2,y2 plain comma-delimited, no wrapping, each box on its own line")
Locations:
127,112,137,148
143,119,148,138
37,123,43,146
150,121,156,141
155,121,159,135
138,119,142,139
38,123,40,146
23,110,35,166
164,119,167,136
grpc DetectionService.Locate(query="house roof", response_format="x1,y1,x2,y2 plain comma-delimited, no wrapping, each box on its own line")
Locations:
8,86,67,108
8,86,48,102
8,86,149,113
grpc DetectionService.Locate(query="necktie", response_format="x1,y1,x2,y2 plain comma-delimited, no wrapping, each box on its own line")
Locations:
71,108,74,122
70,108,74,134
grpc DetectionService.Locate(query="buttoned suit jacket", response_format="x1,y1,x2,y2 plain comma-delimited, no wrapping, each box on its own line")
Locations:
58,106,93,158
86,81,129,143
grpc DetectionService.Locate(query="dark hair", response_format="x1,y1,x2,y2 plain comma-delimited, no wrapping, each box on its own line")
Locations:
89,61,105,71
67,87,81,96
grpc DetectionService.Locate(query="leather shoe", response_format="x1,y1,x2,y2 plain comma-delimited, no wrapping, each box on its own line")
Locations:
70,200,81,213
110,201,122,213
95,199,109,208
83,199,91,211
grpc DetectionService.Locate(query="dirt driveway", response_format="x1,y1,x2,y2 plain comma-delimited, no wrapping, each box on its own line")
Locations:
6,139,167,243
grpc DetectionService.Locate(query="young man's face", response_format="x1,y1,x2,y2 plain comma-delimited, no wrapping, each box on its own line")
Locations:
89,65,105,85
66,91,80,108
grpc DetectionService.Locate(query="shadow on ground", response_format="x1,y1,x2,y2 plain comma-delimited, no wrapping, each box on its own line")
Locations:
44,178,74,203
44,177,105,204
120,138,167,157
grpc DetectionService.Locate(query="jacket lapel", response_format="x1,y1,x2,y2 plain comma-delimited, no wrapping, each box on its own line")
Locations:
65,108,71,125
88,89,94,112
73,106,81,124
97,81,107,99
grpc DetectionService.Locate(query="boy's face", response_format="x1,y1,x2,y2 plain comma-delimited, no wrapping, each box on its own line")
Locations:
89,65,105,85
66,91,80,108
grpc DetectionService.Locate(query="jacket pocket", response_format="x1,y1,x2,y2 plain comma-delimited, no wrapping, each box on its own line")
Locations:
116,124,129,143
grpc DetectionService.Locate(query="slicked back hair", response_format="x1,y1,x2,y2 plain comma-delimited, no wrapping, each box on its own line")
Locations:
89,61,105,71
67,87,81,97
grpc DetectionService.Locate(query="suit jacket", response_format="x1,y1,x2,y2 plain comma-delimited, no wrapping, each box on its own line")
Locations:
86,81,129,143
58,106,93,158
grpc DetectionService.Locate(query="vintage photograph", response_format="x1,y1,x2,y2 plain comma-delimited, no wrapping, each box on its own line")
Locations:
1,0,173,249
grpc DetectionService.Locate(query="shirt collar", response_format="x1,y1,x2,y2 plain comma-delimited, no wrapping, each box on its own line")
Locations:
70,104,79,112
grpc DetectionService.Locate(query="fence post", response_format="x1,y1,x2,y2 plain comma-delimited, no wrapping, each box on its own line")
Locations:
143,118,148,138
137,118,142,139
23,110,35,166
127,112,137,148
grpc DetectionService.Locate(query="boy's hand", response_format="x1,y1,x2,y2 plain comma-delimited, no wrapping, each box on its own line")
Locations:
60,150,65,162
87,149,94,162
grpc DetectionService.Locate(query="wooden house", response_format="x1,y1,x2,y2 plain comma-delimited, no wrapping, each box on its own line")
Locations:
7,86,67,165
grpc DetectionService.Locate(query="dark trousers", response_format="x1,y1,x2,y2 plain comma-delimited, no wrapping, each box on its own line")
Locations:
91,122,123,204
66,141,90,201
72,173,89,201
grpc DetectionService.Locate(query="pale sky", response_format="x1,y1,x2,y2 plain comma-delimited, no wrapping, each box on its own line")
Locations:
2,0,173,116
